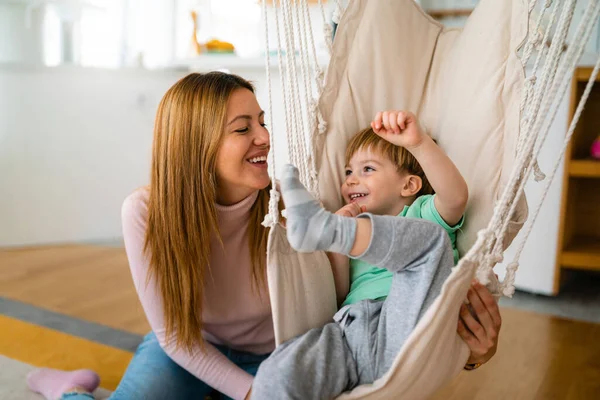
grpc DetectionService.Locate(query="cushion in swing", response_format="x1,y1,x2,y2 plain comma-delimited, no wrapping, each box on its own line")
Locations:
266,0,529,399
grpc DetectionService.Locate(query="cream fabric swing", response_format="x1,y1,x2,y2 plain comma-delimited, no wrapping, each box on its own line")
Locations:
259,0,600,398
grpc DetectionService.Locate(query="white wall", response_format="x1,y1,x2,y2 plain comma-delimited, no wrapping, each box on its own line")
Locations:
0,66,181,246
0,2,45,64
0,64,293,248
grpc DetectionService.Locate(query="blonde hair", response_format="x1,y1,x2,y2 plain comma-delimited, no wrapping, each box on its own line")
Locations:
345,127,434,196
145,72,270,351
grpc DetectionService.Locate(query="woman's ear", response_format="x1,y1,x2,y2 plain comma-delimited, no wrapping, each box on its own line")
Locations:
401,175,423,197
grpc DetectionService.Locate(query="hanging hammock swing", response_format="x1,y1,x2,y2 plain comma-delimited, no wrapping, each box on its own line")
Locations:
258,0,600,398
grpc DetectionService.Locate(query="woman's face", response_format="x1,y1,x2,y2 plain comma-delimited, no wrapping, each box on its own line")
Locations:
215,88,271,205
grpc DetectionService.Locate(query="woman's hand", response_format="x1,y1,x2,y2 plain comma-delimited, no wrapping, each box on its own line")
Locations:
457,281,502,366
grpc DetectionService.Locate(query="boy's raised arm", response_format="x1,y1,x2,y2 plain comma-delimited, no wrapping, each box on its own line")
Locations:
372,111,468,225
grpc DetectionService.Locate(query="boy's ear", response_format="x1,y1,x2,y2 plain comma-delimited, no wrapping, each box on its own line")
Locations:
401,175,422,197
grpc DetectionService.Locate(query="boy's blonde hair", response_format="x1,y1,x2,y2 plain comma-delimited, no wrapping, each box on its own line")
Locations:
345,127,434,197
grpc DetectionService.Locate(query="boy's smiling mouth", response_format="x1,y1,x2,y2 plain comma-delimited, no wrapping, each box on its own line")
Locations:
349,193,369,202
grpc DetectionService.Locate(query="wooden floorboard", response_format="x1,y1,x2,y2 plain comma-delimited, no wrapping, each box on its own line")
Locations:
1,245,599,399
0,245,149,335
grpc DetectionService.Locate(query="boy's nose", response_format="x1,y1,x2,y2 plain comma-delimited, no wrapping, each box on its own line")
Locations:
346,175,359,185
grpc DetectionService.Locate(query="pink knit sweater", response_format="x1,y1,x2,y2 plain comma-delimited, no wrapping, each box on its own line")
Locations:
121,189,274,400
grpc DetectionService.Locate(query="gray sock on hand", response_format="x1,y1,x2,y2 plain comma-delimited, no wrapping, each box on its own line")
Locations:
280,164,357,254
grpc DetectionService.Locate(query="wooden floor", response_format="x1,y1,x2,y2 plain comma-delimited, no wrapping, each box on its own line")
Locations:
1,245,599,399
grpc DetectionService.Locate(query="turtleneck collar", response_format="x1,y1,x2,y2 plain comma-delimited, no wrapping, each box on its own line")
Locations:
215,191,259,221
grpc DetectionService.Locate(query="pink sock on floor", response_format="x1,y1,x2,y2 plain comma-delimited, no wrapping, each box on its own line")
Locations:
26,368,100,400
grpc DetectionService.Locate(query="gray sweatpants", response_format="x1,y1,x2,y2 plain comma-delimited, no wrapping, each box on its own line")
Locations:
251,215,455,400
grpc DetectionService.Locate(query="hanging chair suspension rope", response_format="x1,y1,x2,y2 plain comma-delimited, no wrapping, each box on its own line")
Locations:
273,2,300,176
527,0,600,184
481,0,600,292
487,0,576,256
483,0,577,251
518,0,559,152
289,0,314,188
499,2,600,294
471,0,577,286
502,59,600,294
494,0,596,253
518,0,562,182
294,0,321,196
482,0,583,286
318,0,333,54
280,0,302,172
301,0,325,92
261,0,280,228
260,0,330,221
282,0,313,187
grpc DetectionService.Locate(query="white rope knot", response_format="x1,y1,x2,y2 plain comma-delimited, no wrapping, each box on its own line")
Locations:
475,269,492,286
532,30,544,46
533,160,547,181
500,261,520,297
261,214,277,228
502,285,516,297
506,261,520,272
270,188,281,203
476,229,494,244
317,69,325,83
318,115,327,135
332,0,344,24
526,75,538,86
332,8,342,24
487,252,504,265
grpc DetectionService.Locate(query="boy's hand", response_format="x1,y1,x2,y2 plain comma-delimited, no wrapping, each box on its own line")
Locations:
336,203,367,217
371,110,425,150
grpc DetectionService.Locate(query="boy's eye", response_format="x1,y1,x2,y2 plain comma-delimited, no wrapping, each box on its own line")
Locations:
364,166,375,172
345,169,352,176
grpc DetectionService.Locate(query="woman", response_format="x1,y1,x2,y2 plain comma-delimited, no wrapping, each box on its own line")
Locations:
27,72,501,400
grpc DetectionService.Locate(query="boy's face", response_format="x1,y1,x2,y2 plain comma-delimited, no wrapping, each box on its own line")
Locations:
341,148,409,216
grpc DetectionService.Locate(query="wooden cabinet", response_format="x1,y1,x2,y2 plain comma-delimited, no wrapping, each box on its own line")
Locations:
554,67,600,291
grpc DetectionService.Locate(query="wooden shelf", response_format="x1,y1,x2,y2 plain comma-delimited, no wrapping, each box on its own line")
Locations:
576,67,600,82
427,9,473,19
561,236,600,271
569,159,600,178
554,67,600,293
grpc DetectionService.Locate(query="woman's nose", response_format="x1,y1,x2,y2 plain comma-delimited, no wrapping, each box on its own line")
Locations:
254,124,270,147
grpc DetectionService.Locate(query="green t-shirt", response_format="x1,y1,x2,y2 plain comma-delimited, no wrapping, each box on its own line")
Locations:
342,194,463,307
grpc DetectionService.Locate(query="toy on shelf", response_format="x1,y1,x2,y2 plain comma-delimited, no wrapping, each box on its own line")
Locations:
190,10,235,56
190,10,202,55
591,135,600,160
205,39,235,54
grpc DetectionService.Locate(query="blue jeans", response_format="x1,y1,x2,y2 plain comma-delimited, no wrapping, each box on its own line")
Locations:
62,332,270,400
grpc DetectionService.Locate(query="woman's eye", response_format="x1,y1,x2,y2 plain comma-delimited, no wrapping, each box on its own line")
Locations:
235,127,249,133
